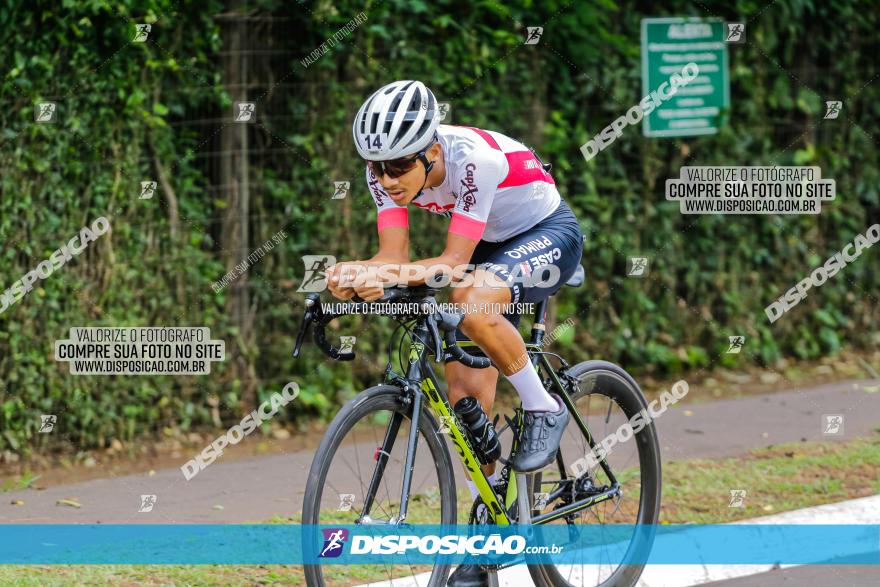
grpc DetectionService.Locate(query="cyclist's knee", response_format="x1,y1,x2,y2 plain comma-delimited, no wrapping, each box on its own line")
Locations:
450,276,509,306
451,289,508,333
448,380,497,413
449,284,474,305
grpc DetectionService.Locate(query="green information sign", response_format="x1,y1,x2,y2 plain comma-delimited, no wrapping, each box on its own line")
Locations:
641,17,730,137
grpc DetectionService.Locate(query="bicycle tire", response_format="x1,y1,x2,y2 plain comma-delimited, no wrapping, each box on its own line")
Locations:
528,360,662,587
302,384,458,587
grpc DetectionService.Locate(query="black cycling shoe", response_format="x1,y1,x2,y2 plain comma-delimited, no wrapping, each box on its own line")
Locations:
511,394,570,472
447,564,489,587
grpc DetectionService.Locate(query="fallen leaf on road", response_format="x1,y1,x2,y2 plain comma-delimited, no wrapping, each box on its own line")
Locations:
683,410,694,417
863,385,880,393
684,429,704,434
762,505,774,512
10,500,24,506
56,499,82,508
761,432,769,438
213,505,224,510
148,470,156,477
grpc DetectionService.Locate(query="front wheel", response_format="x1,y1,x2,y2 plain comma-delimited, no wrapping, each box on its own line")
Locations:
529,360,662,587
302,385,458,587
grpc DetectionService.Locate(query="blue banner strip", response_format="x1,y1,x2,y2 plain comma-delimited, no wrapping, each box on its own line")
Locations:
0,524,878,565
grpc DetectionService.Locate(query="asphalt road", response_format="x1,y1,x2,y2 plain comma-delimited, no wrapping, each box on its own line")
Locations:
703,562,880,587
2,378,877,524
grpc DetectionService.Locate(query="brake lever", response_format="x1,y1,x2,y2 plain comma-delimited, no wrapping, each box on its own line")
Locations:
293,294,320,358
425,312,443,363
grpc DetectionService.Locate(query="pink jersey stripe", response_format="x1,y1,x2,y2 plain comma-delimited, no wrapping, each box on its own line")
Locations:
377,207,409,231
458,126,554,189
498,150,556,188
459,126,501,150
448,213,486,241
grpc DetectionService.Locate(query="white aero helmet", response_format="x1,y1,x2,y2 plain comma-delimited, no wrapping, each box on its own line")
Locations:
353,80,440,161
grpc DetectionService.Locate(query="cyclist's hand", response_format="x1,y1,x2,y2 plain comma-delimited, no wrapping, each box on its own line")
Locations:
326,263,360,300
327,281,356,300
354,284,385,301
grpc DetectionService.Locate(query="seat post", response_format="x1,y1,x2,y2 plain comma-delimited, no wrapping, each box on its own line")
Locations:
529,298,548,346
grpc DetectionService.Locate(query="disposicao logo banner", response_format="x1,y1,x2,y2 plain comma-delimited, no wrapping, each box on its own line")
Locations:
0,524,878,565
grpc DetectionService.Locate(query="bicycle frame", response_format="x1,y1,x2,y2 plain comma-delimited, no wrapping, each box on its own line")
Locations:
361,309,622,527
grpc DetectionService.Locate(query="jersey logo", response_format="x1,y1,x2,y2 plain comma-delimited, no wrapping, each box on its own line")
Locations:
367,170,385,207
458,163,478,212
412,201,455,214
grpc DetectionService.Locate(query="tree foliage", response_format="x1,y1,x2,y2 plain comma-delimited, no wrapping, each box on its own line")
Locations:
0,0,877,454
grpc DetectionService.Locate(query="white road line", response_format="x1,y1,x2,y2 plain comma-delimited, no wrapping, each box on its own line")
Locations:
355,494,880,587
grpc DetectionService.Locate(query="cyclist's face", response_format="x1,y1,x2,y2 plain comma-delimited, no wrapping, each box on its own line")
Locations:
370,143,441,206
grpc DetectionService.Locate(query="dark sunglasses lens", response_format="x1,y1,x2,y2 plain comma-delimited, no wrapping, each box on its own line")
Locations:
368,157,417,178
386,159,415,178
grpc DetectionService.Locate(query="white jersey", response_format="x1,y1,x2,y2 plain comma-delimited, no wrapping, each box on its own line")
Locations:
365,125,561,242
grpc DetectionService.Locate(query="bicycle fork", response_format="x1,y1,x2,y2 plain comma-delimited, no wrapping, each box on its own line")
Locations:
358,382,422,525
360,408,403,523
395,382,423,523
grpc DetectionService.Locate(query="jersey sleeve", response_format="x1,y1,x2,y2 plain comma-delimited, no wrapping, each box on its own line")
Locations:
448,148,505,241
365,165,409,232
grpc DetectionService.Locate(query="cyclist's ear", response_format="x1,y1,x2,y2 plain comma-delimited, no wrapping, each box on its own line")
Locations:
427,142,442,161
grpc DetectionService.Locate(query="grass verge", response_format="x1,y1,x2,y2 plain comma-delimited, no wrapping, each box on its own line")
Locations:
1,433,878,586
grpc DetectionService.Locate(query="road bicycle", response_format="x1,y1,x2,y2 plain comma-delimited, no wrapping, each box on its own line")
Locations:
297,267,661,586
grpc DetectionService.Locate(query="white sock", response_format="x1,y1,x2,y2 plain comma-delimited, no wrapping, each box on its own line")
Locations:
506,363,559,411
467,473,499,499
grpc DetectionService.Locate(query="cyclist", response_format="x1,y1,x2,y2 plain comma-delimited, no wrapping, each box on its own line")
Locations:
327,80,584,586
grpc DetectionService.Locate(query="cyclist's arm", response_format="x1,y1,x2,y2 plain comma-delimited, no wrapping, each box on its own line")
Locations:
393,232,479,286
326,168,410,299
368,224,410,264
330,225,411,301
378,148,504,286
334,232,478,295
366,165,410,263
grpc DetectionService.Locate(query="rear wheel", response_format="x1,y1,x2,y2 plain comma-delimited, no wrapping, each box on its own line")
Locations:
302,385,458,587
528,360,661,587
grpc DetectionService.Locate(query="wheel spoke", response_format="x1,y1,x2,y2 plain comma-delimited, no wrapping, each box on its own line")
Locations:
528,366,659,587
305,391,453,586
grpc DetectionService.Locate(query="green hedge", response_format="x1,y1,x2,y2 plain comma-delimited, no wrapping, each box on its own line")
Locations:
0,0,877,456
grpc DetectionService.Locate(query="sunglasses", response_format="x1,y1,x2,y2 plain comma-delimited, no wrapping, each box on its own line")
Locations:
367,153,422,179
